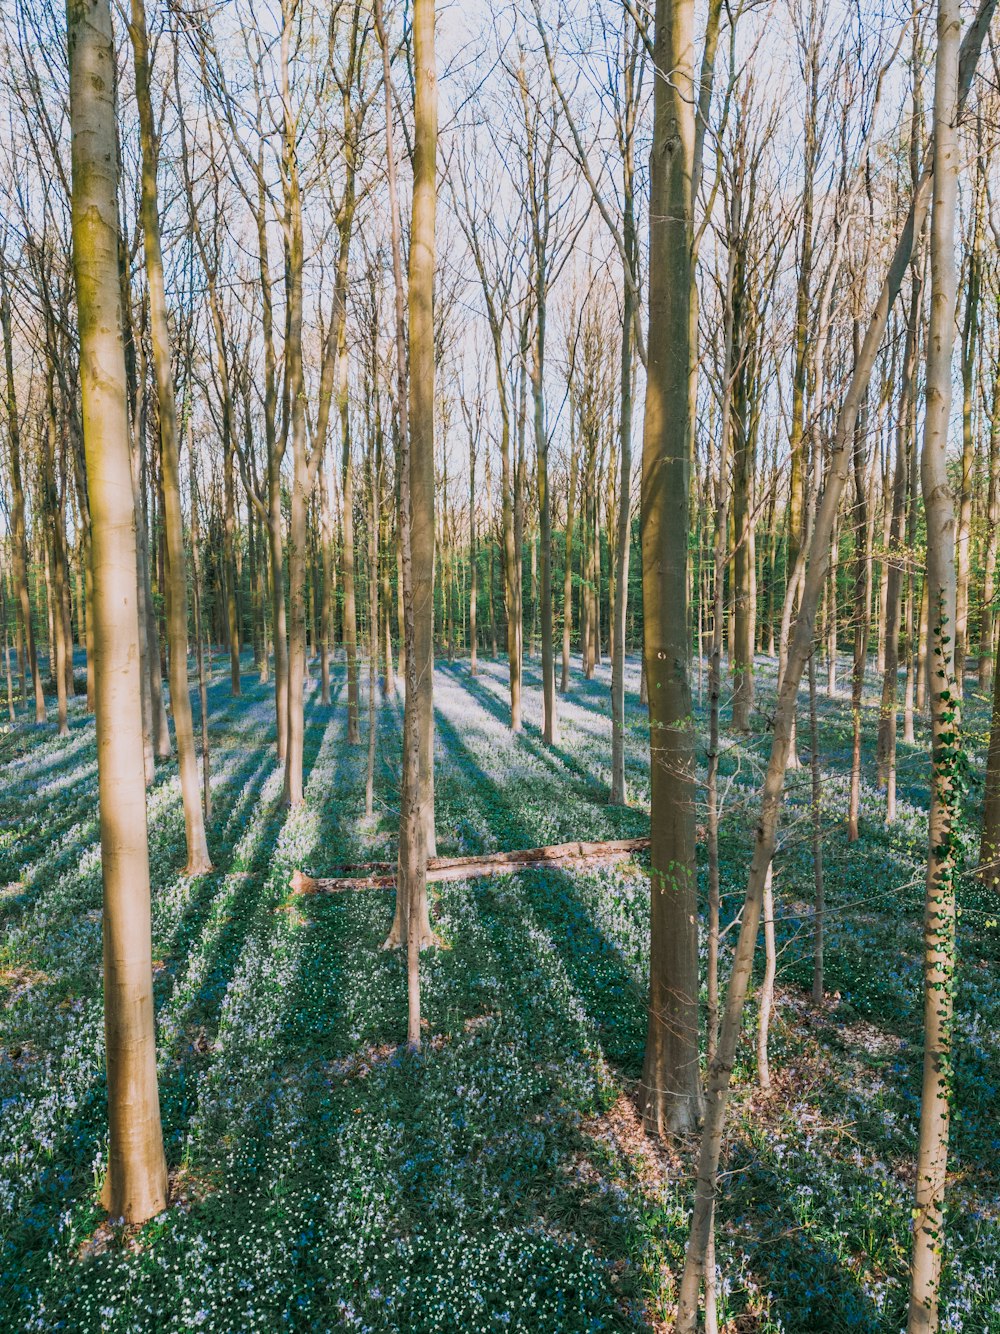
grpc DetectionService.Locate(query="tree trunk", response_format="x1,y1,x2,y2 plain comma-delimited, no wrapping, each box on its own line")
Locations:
756,861,776,1091
611,75,637,803
562,399,578,693
980,366,1000,879
877,245,922,823
468,417,478,677
129,0,211,874
189,438,212,822
380,444,395,697
375,0,435,951
341,339,361,742
706,231,737,1062
847,326,870,844
43,382,70,737
731,336,755,731
977,336,1000,691
809,651,824,1002
319,463,334,705
908,1,961,1323
280,1,311,808
366,425,380,820
638,0,702,1139
68,0,168,1222
0,250,45,723
954,152,983,697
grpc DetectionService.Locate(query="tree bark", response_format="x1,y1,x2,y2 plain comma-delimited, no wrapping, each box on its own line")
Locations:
908,1,962,1324
341,356,361,743
610,44,638,804
375,0,436,951
877,242,922,822
954,150,984,696
129,0,211,874
0,252,45,723
638,0,703,1138
68,0,168,1223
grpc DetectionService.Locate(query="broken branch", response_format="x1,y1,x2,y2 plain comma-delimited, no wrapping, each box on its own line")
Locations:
290,837,650,895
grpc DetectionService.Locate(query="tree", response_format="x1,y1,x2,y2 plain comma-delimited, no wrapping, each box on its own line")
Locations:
638,0,703,1138
128,0,212,876
376,0,436,954
0,238,46,723
67,0,167,1223
907,0,962,1323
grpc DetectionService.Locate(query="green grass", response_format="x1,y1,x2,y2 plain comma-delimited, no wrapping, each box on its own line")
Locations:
1,650,998,1331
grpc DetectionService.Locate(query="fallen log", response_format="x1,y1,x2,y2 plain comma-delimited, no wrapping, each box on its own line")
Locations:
290,836,650,895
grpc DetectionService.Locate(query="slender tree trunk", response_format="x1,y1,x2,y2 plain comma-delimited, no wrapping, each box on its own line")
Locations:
707,233,737,1062
468,421,478,677
380,449,395,697
980,366,1000,880
42,365,70,736
827,522,838,696
280,0,311,808
2,578,14,722
809,651,824,1002
488,489,498,658
848,330,870,843
532,316,556,741
375,0,435,951
68,0,168,1222
908,1,961,1323
341,350,361,743
977,342,1000,691
0,256,45,723
129,0,211,874
407,0,437,873
731,351,755,731
366,431,380,820
562,402,578,693
320,463,334,705
269,460,289,759
223,432,241,697
877,249,921,824
189,439,212,822
611,86,636,803
638,0,702,1139
954,154,983,697
916,575,929,712
756,861,776,1091
131,308,171,761
128,381,159,780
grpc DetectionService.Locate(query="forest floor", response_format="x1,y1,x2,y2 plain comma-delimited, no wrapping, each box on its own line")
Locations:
1,650,999,1333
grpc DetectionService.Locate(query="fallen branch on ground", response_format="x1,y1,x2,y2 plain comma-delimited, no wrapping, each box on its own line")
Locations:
289,837,650,895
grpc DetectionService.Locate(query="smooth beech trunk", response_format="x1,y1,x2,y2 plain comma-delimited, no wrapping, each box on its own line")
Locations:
341,346,361,743
68,0,167,1223
129,0,211,875
847,334,870,843
877,230,922,823
407,0,437,870
0,253,45,722
809,651,824,1002
907,0,961,1324
638,0,702,1139
706,228,737,1061
610,44,638,803
980,359,1000,880
375,0,435,951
